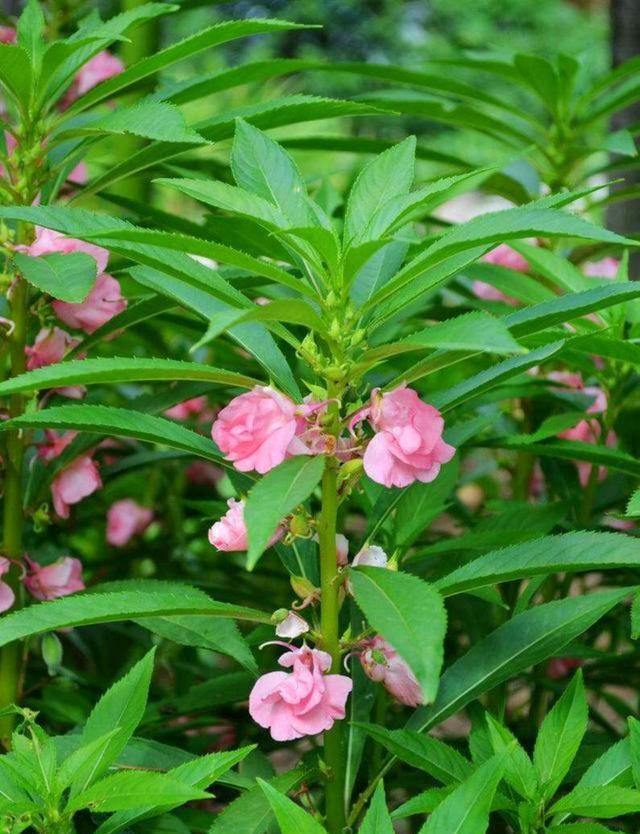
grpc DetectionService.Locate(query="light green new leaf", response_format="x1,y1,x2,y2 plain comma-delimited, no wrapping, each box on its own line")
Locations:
418,754,504,834
0,358,259,396
232,119,314,227
436,531,640,596
67,771,210,814
485,714,537,800
244,456,325,569
350,568,447,703
344,136,416,244
549,786,640,819
0,44,32,106
57,730,121,794
358,781,394,834
626,488,640,517
259,779,328,834
71,650,156,794
13,252,97,302
534,671,587,801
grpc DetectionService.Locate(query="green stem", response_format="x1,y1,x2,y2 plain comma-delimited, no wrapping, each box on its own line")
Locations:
318,458,345,834
0,271,28,748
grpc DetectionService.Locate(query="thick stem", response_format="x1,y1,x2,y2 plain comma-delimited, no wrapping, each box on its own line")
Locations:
0,272,28,747
318,459,345,833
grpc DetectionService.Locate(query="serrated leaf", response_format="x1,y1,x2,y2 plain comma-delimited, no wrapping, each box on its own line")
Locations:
59,101,207,144
67,770,210,813
258,779,328,834
13,252,97,302
350,568,446,703
549,786,640,818
358,781,394,834
244,456,325,569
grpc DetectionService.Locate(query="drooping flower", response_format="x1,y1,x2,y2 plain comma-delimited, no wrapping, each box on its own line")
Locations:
25,226,109,274
24,555,84,600
249,644,352,741
208,497,284,552
212,386,311,474
53,273,127,334
37,430,78,463
359,636,423,707
51,455,102,519
275,611,310,639
25,327,77,370
360,386,455,489
106,499,154,547
0,558,15,613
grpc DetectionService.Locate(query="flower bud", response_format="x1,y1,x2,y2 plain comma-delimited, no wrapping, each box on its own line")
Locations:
290,575,317,600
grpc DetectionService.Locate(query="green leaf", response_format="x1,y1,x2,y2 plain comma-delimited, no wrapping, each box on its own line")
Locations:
68,20,309,113
419,754,504,834
0,357,259,396
16,0,45,68
549,786,640,819
208,768,308,834
0,587,269,650
408,588,632,734
0,404,223,463
138,617,256,673
534,671,588,801
357,725,471,785
57,730,121,793
71,649,156,794
547,825,617,834
626,488,640,517
393,458,459,549
13,252,97,302
361,312,525,367
232,119,314,226
350,568,447,703
67,770,210,814
358,781,394,834
244,456,325,569
0,44,32,106
58,101,206,144
436,531,640,596
95,746,255,834
629,718,640,788
485,714,537,800
344,136,416,244
258,779,328,834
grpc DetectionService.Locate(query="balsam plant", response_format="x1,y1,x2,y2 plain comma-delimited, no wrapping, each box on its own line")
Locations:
0,3,640,834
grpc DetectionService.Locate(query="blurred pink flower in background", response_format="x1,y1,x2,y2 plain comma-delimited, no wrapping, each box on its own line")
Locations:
472,243,529,305
360,635,423,706
53,273,126,334
25,327,76,370
361,386,455,488
51,455,102,518
66,50,124,102
37,430,78,463
249,644,352,741
185,460,224,487
0,27,16,43
107,499,154,547
546,657,583,680
0,558,15,613
24,555,84,600
583,257,619,279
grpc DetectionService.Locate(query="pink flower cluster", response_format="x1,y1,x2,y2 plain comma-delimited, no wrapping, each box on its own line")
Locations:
0,555,85,614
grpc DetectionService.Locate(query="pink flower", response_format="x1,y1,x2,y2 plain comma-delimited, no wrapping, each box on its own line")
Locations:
548,371,607,414
106,499,154,547
558,420,616,487
546,657,583,680
185,460,223,487
164,396,208,421
336,534,349,566
352,544,388,569
53,273,126,334
0,557,15,613
70,50,124,99
24,555,84,601
275,611,310,639
37,430,78,463
0,27,16,44
249,644,352,741
583,257,619,279
208,498,285,552
25,327,77,370
471,280,517,305
25,226,109,274
360,636,423,707
361,386,455,489
482,244,529,272
212,386,310,474
51,455,102,519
